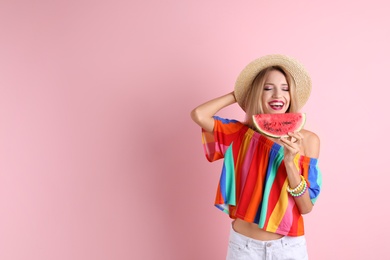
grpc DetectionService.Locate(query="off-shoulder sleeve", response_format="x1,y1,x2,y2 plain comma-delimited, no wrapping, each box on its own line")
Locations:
297,156,322,204
201,116,245,162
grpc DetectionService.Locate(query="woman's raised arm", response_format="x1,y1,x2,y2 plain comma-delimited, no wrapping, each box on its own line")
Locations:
190,92,237,133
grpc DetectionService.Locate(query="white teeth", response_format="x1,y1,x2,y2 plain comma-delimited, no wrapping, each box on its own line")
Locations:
270,102,283,106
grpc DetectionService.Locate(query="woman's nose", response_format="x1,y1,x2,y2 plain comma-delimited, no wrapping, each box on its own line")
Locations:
272,89,282,98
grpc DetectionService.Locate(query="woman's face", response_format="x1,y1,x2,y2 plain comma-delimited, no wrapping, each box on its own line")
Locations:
261,69,290,114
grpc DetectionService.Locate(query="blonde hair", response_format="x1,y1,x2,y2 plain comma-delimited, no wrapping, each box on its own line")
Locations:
243,66,299,128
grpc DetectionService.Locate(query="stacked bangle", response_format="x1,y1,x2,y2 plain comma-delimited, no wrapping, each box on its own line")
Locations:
287,175,308,198
290,181,307,197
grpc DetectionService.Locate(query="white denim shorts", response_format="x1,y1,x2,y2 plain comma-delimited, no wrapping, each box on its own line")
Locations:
226,225,308,260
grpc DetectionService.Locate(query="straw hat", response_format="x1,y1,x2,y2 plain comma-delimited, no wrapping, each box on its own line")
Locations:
234,54,312,111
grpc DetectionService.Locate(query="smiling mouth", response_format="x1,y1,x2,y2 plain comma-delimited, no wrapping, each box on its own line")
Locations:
268,101,284,110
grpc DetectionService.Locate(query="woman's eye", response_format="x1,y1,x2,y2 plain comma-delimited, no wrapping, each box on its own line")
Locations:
282,88,289,91
264,86,272,90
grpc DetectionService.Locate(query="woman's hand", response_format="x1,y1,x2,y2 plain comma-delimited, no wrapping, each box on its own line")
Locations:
280,131,304,164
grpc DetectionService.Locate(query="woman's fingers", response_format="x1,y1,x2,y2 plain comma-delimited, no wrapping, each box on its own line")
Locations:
280,137,296,150
281,132,302,155
287,131,304,144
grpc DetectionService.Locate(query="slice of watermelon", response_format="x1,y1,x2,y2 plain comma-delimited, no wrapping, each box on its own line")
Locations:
252,113,306,138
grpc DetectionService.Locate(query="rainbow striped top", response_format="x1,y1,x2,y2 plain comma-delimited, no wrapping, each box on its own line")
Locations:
201,116,322,236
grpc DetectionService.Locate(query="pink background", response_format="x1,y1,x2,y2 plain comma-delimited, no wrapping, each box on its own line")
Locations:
0,0,389,259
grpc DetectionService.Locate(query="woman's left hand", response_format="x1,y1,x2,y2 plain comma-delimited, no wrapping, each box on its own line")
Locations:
280,132,304,163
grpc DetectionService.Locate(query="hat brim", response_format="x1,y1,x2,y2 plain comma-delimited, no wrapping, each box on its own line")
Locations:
234,54,312,111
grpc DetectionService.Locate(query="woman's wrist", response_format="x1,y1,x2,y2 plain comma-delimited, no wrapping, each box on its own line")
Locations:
284,159,295,167
285,153,301,173
231,91,237,102
284,161,297,174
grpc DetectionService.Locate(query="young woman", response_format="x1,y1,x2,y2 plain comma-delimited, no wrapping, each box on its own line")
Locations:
191,54,322,259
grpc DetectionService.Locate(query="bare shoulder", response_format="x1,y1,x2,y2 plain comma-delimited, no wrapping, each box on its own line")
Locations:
300,129,320,158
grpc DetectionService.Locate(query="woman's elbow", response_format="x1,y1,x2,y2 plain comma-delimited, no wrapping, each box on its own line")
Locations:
299,204,313,215
190,108,202,124
190,108,214,132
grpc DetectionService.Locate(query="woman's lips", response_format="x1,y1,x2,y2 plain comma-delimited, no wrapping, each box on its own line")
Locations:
268,101,284,110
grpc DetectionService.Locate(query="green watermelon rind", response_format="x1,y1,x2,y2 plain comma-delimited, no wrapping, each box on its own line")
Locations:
252,113,306,139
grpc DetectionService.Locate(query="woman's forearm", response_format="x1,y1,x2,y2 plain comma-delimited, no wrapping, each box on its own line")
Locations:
285,162,313,214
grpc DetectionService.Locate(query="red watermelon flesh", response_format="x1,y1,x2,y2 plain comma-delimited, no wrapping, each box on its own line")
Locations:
252,113,306,138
